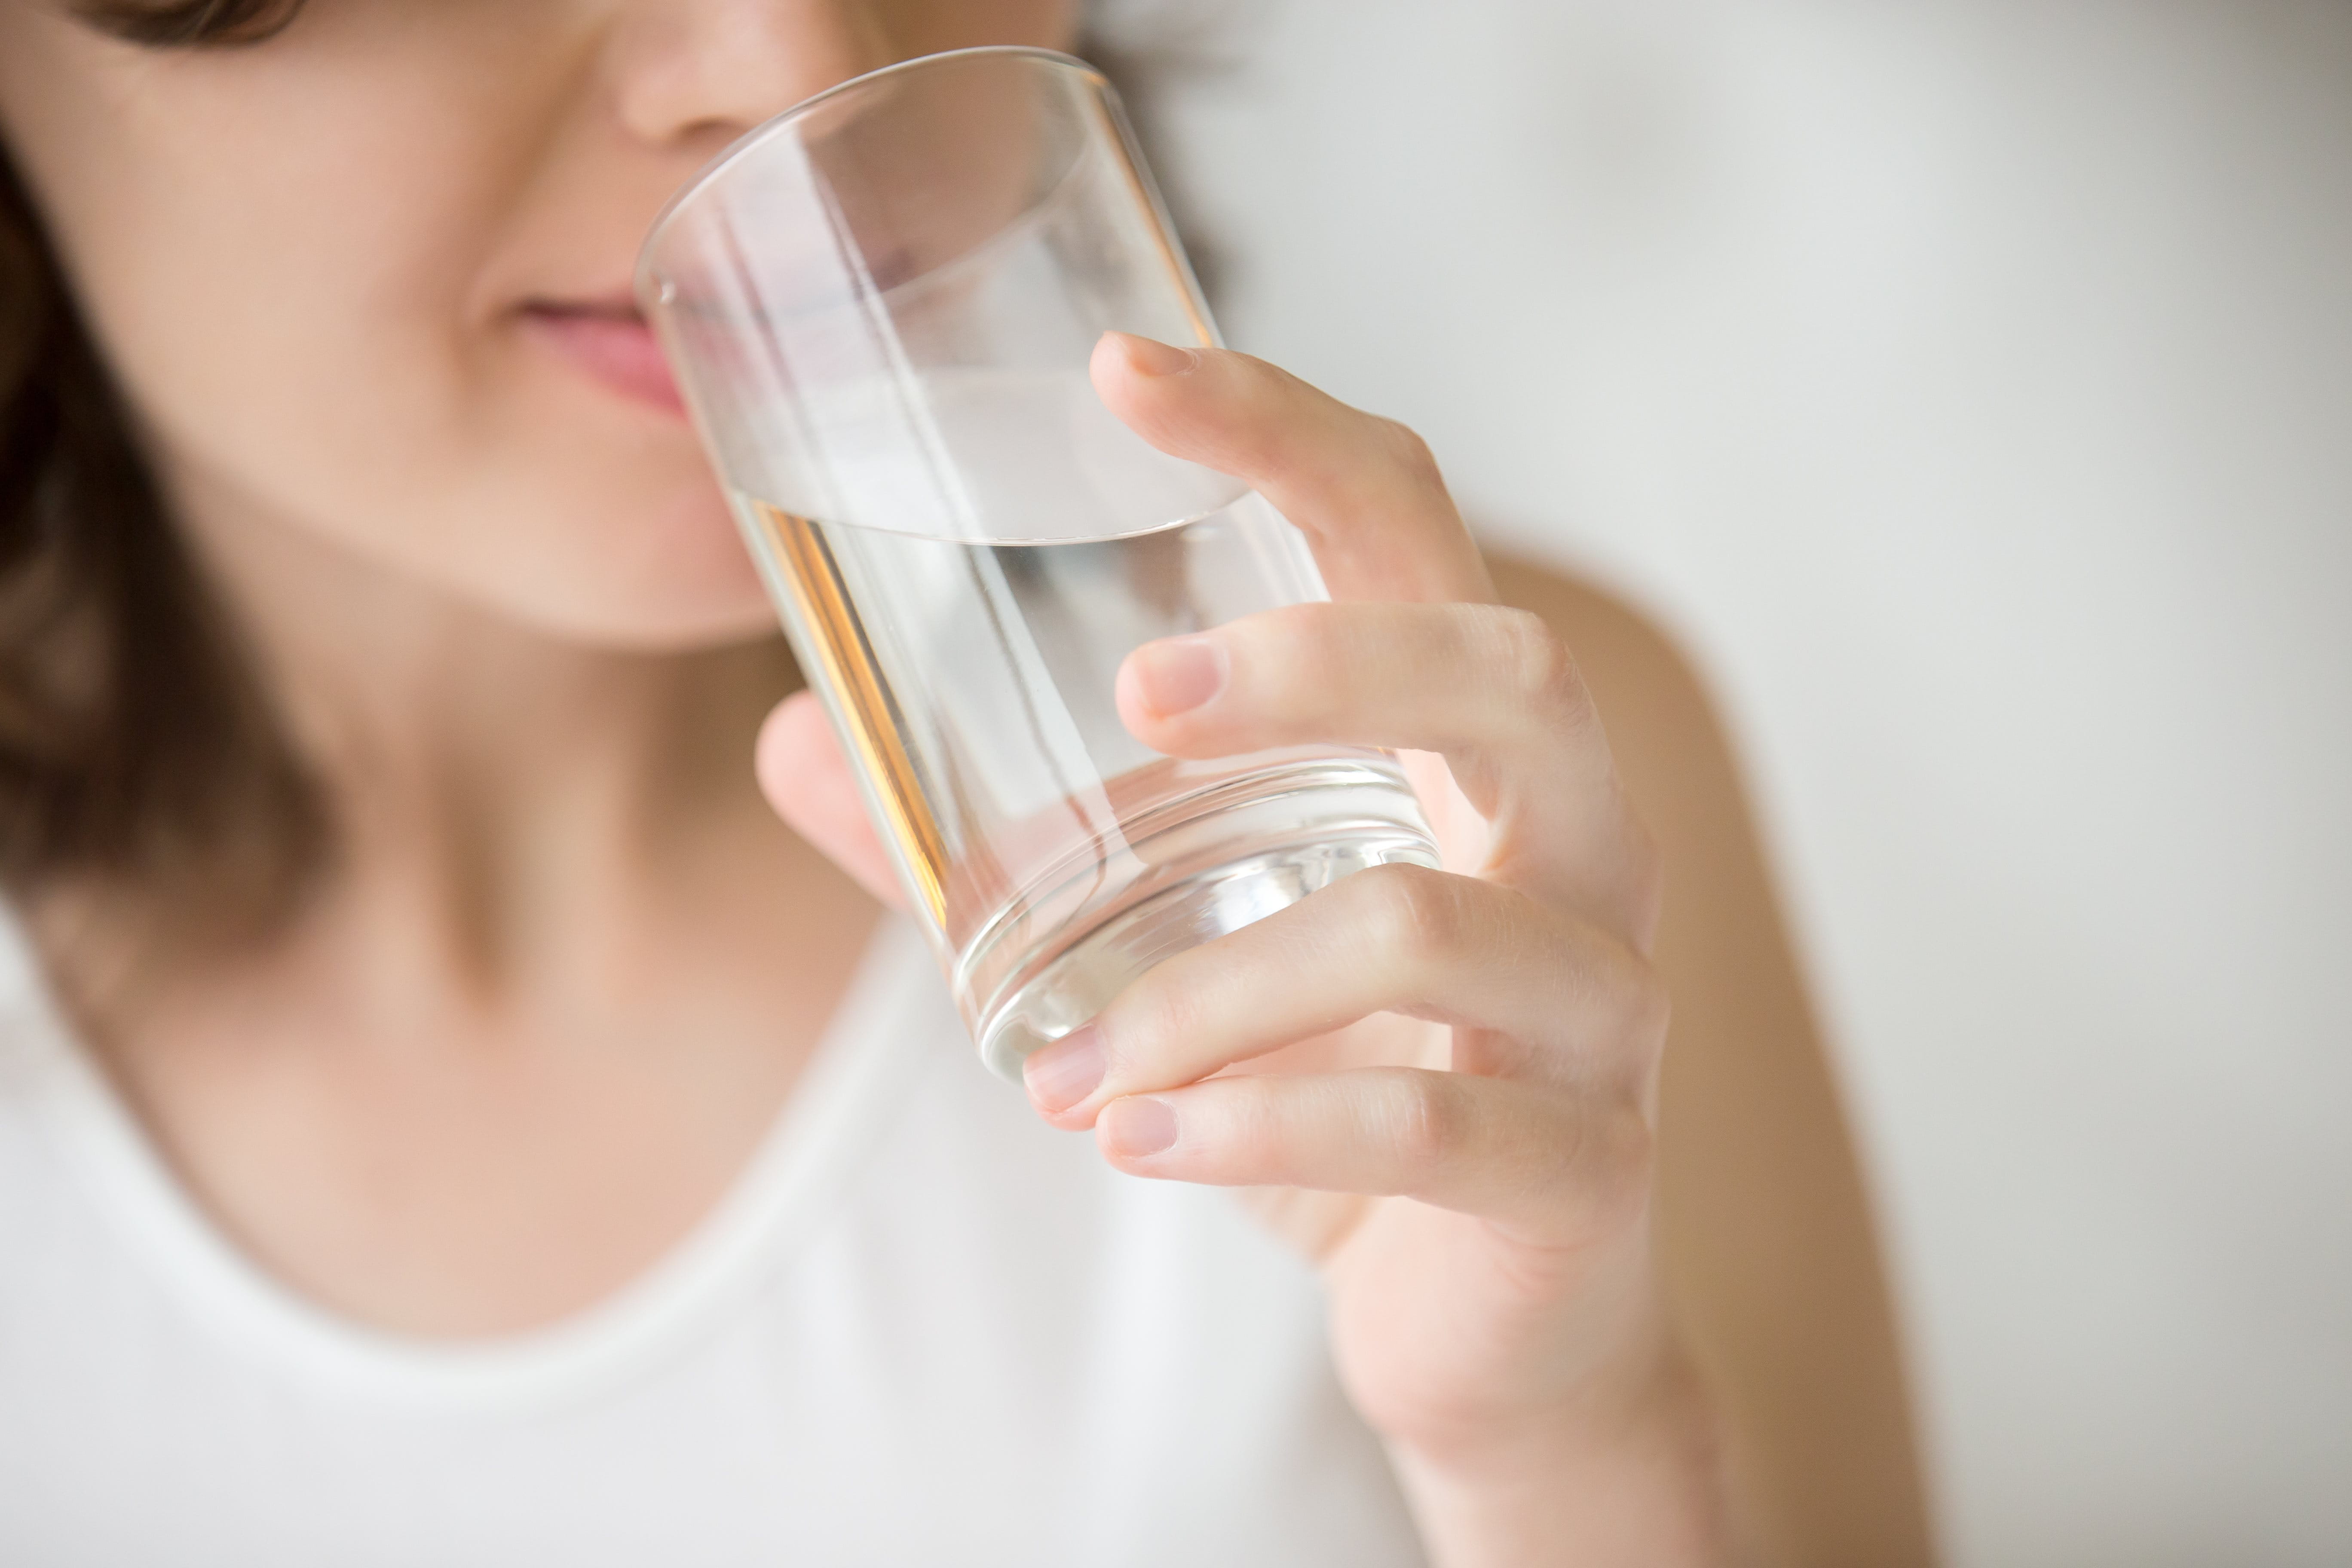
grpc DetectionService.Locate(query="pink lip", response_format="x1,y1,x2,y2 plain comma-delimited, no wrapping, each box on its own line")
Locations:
521,302,685,415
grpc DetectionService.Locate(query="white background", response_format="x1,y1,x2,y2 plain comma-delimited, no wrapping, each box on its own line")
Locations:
1120,3,2352,1563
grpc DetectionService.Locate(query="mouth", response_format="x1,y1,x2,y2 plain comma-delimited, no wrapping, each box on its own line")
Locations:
518,296,685,415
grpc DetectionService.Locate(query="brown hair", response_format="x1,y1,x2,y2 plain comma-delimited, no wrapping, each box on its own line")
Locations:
0,0,322,943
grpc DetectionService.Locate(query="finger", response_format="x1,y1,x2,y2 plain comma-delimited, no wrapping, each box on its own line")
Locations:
1020,862,1667,1127
754,693,906,910
1115,600,1656,934
1093,1067,1651,1244
1090,332,1492,606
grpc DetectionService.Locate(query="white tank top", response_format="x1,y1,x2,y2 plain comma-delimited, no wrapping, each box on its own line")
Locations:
0,919,1424,1566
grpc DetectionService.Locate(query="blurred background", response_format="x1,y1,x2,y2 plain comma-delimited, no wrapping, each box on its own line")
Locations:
1099,2,2352,1564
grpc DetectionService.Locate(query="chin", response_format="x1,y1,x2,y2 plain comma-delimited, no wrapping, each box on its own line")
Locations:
542,583,781,652
516,554,782,653
476,478,784,651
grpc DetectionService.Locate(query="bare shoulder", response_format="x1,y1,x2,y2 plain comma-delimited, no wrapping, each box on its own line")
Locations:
1489,553,1939,1568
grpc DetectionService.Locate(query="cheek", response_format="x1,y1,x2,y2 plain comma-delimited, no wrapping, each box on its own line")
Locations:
72,176,766,645
53,58,472,488
109,260,771,646
29,52,771,649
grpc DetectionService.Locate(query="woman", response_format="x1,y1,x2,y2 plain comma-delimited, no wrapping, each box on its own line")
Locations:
0,0,1928,1562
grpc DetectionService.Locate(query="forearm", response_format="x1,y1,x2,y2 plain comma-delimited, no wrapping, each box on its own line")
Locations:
1389,1323,1733,1568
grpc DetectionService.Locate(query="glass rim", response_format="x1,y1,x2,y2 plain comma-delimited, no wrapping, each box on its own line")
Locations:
632,45,1108,307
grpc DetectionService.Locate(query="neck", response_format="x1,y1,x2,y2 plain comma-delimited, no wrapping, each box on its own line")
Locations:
33,477,881,1343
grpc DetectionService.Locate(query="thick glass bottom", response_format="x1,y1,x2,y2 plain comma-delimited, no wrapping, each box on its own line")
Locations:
955,758,1439,1081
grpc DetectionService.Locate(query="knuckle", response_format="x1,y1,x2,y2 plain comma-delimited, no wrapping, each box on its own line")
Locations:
1528,1099,1650,1249
1376,417,1447,492
1617,809,1668,944
1593,1109,1657,1231
1351,861,1467,969
1618,960,1673,1065
1485,607,1589,722
1387,1072,1470,1179
1198,358,1289,475
1105,963,1204,1075
1621,807,1664,891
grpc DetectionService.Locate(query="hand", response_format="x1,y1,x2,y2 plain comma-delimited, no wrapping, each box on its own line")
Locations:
758,334,1728,1565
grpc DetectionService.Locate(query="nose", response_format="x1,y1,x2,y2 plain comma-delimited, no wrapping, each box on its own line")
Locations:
607,0,899,150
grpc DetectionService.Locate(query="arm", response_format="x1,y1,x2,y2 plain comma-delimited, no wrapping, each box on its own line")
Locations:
1492,560,1936,1566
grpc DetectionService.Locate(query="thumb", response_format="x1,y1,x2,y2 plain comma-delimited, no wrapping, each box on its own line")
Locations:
755,693,908,911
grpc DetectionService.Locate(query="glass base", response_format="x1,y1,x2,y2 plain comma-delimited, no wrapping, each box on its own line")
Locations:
954,758,1440,1081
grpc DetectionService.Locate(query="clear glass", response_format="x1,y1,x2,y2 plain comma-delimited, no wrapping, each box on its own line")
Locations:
638,48,1437,1079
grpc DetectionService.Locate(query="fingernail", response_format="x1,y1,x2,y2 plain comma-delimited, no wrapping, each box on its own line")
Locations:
1130,636,1227,717
1023,1024,1106,1113
1115,332,1200,378
1103,1097,1179,1158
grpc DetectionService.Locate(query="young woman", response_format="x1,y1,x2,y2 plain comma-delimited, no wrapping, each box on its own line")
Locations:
0,0,1930,1562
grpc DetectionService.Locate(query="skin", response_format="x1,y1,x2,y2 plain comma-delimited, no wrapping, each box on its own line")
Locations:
0,0,1932,1562
1487,563,1933,1566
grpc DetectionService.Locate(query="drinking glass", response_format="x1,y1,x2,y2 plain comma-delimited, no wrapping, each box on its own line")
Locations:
637,47,1438,1079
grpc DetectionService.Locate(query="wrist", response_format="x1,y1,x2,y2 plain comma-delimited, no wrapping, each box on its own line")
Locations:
1387,1313,1733,1568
